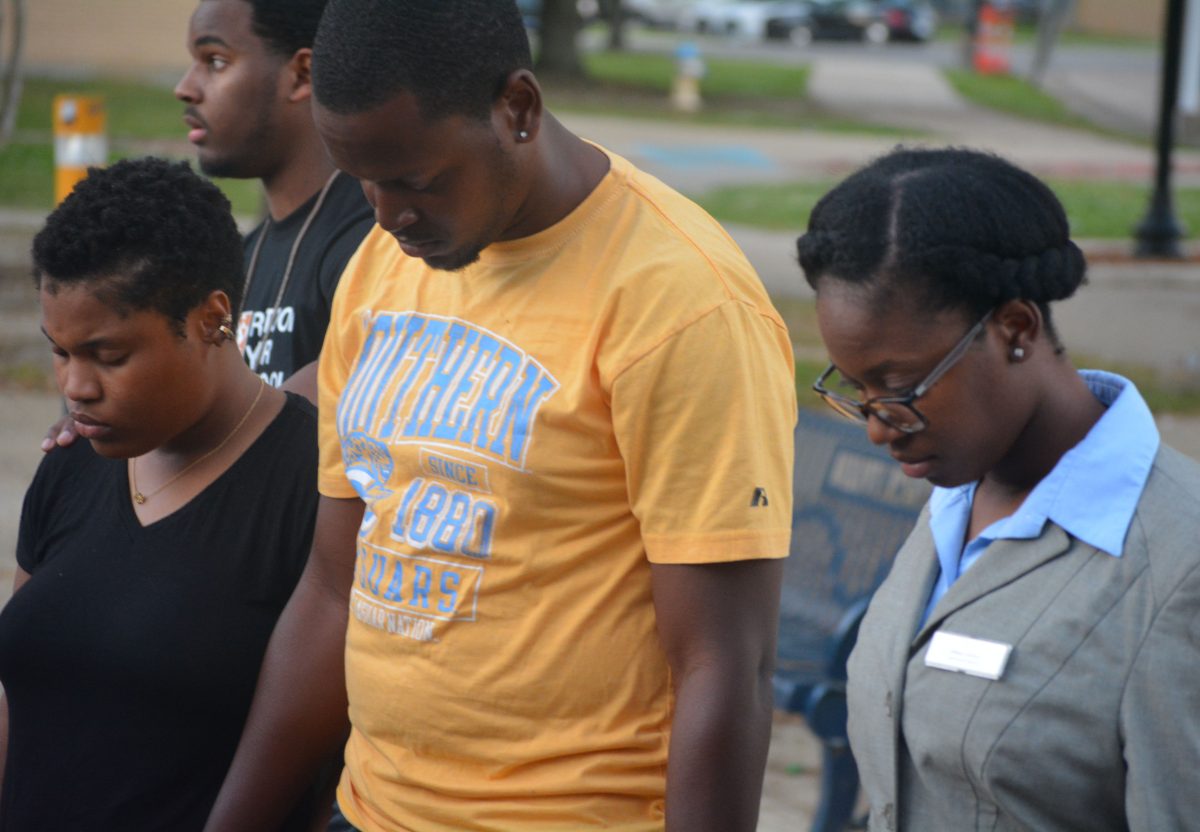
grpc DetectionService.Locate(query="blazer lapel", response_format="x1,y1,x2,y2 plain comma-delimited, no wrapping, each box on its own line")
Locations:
915,523,1073,643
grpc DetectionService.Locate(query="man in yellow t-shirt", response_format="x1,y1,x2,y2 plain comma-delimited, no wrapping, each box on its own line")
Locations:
204,3,796,831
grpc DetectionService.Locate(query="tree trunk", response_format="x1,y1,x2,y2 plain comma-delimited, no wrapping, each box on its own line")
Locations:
606,0,627,51
1029,0,1075,87
0,0,26,150
536,0,586,78
961,0,985,70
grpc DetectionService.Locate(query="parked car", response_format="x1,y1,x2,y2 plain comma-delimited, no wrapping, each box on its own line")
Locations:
518,0,601,29
680,0,814,40
788,0,938,44
620,0,695,28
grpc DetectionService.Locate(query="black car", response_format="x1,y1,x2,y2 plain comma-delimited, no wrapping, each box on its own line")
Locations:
787,0,938,44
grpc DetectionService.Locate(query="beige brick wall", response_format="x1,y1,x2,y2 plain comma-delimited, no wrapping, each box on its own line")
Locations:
1075,0,1165,39
24,0,195,78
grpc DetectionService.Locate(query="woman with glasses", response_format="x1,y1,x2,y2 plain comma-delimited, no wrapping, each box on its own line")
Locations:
797,146,1200,831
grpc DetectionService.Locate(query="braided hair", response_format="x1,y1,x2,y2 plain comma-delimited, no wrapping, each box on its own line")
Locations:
797,147,1086,345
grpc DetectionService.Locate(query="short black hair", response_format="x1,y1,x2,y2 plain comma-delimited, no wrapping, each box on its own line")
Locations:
312,0,533,121
797,147,1086,334
32,157,244,334
242,0,328,57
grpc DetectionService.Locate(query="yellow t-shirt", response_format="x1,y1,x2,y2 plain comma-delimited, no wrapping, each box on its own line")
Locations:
318,148,796,831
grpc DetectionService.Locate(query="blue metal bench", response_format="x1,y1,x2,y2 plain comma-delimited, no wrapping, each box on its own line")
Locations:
775,409,930,832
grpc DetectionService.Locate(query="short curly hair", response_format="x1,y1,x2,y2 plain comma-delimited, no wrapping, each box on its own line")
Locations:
312,0,533,121
797,147,1086,339
245,0,328,58
32,157,244,335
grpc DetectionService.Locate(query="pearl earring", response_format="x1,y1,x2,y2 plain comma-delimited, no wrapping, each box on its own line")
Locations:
1011,347,1025,361
517,130,529,140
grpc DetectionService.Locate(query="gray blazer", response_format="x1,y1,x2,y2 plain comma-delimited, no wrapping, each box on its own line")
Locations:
846,445,1200,832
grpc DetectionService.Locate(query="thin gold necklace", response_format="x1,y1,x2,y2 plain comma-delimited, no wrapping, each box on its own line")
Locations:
131,377,266,505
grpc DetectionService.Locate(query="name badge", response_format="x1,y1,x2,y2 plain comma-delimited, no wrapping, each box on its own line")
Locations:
925,631,1012,681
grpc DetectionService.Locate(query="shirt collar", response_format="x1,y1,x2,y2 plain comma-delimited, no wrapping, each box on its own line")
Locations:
930,369,1159,558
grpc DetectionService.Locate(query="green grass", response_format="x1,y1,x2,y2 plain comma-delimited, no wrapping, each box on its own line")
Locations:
547,51,915,135
693,181,832,232
695,179,1200,240
584,51,808,99
17,76,185,141
942,67,1099,131
936,21,1155,50
0,143,54,209
0,139,263,216
2,76,265,217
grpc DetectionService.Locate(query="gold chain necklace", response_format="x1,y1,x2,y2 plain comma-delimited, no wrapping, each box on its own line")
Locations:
131,377,266,505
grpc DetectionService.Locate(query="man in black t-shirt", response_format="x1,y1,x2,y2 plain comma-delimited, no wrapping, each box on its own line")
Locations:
175,0,375,396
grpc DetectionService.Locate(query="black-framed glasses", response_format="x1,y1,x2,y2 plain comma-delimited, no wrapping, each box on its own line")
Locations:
812,309,993,434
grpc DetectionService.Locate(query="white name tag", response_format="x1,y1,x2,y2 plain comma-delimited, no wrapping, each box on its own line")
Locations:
925,631,1013,681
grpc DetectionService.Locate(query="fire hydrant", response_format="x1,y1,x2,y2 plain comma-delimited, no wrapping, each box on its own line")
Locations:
671,42,705,113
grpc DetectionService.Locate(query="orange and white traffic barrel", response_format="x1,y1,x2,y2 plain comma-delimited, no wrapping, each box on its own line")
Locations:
53,95,107,204
973,2,1014,76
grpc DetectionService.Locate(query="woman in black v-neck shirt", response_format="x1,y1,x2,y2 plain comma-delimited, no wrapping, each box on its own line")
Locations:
0,159,318,831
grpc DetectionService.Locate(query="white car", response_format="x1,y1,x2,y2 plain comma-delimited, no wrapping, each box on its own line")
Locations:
680,0,811,40
622,0,695,28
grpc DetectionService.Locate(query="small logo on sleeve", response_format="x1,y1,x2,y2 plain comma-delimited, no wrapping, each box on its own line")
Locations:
750,487,769,507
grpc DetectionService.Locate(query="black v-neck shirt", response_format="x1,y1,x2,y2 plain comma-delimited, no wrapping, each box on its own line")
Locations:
0,394,318,831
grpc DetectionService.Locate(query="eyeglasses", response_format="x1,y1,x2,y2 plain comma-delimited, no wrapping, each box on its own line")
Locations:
813,310,993,434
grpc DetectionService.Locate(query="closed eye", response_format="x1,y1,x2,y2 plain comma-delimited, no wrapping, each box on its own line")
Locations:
97,352,129,367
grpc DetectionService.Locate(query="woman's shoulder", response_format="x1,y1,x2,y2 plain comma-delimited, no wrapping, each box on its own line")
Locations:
237,391,319,484
1127,444,1200,589
29,437,111,499
263,392,318,442
1140,444,1200,519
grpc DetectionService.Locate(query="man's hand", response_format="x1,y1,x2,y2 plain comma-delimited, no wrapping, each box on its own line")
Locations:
41,413,77,453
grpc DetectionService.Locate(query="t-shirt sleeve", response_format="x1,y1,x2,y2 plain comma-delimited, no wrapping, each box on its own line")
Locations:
15,442,88,574
610,298,796,564
16,469,44,574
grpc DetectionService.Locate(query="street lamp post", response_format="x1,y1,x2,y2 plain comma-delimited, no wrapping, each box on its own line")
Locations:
1135,0,1187,258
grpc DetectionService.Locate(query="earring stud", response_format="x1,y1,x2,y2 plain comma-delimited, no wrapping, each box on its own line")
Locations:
1011,347,1025,361
517,130,529,140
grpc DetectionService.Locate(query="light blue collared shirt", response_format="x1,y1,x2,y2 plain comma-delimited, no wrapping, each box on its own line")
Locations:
922,370,1159,624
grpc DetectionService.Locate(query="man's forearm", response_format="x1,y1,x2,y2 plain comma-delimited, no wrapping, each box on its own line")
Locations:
663,663,775,832
203,574,351,832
